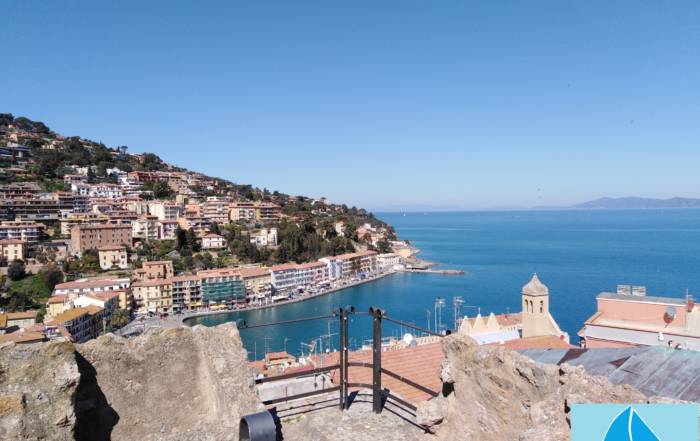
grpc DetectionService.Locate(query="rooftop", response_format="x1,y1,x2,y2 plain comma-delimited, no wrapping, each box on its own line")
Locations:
54,278,128,290
48,307,91,323
236,267,270,278
520,346,700,402
7,310,38,320
598,291,687,306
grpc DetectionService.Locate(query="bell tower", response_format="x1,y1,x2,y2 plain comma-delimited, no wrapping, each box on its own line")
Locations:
521,273,550,338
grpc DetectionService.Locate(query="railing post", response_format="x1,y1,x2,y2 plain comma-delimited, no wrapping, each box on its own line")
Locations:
338,307,346,409
370,307,383,414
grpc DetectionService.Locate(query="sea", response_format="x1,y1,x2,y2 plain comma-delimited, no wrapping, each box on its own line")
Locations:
186,209,700,360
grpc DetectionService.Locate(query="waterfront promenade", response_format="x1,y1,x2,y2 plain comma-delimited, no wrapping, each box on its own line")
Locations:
117,270,399,336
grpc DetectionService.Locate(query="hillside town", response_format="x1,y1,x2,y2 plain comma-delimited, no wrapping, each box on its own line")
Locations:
0,114,404,344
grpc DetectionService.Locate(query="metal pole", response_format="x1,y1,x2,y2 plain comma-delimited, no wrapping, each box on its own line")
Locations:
338,308,346,409
370,307,383,414
342,307,350,409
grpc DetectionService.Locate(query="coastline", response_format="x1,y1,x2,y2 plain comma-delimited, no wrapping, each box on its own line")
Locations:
181,270,398,326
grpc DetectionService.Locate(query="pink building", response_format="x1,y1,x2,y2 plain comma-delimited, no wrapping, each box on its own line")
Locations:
579,287,700,350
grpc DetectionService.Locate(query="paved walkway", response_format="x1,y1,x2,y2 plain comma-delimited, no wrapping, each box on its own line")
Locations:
116,271,398,337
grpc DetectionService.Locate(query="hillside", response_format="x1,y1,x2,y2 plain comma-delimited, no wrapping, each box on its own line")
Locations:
575,197,700,209
0,113,391,228
0,113,397,314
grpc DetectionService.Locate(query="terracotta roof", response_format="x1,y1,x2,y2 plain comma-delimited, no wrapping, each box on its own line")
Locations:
270,263,298,272
332,343,445,404
54,278,127,290
85,305,104,315
0,239,25,245
0,331,46,344
97,245,126,251
172,275,201,282
47,295,67,304
132,279,173,287
236,267,270,278
297,261,326,270
49,307,91,323
197,268,239,278
86,291,121,301
7,310,38,320
266,351,294,361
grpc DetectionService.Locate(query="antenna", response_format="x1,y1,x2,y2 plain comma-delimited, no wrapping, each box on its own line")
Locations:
434,297,446,333
453,296,464,329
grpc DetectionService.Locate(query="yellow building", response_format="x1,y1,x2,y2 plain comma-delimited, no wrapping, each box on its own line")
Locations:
0,239,24,262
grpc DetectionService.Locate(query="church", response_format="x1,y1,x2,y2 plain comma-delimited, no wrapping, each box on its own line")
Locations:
458,274,570,348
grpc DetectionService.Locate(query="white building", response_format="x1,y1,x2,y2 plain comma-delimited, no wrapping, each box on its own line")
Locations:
376,253,401,272
250,228,278,248
132,216,160,241
148,201,183,220
201,233,227,250
158,220,179,240
270,264,299,292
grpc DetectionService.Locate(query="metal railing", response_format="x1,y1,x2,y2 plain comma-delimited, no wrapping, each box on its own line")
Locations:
244,306,450,414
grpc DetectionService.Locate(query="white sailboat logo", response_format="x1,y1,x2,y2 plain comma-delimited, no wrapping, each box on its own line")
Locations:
603,406,660,441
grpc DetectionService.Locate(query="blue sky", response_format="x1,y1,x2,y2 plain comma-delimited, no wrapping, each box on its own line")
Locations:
2,1,699,210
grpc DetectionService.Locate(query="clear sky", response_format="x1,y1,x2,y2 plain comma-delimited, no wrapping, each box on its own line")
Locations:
2,1,699,210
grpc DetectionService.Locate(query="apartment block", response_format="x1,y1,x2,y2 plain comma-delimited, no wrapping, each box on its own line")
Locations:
197,268,245,305
60,212,109,235
0,220,46,243
172,275,203,311
132,216,160,240
98,246,128,270
320,250,377,280
131,279,173,314
202,196,231,224
70,223,132,255
158,220,179,240
0,239,24,262
133,260,174,281
229,202,282,222
45,306,104,342
236,267,272,299
148,201,183,220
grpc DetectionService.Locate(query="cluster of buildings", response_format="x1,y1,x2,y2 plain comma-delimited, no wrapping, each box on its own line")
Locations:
0,163,287,264
0,249,404,344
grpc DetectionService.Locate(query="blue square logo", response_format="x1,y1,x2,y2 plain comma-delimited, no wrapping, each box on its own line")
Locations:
571,404,698,440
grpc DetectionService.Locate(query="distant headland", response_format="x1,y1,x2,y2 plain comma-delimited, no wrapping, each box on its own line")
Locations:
571,197,700,210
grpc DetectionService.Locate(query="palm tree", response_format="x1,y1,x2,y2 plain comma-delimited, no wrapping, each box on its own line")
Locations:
110,309,130,330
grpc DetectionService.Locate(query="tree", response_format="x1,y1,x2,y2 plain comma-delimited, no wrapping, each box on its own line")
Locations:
377,237,392,254
39,265,64,290
7,260,26,281
110,309,130,329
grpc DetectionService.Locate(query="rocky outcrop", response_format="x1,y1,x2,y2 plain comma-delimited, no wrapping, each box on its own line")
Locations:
75,324,262,441
0,324,262,441
416,334,648,441
0,340,79,441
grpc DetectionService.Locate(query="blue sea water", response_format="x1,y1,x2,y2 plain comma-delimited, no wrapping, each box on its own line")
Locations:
187,209,700,360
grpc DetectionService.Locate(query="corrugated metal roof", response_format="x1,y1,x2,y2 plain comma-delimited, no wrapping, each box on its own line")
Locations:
519,347,700,402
